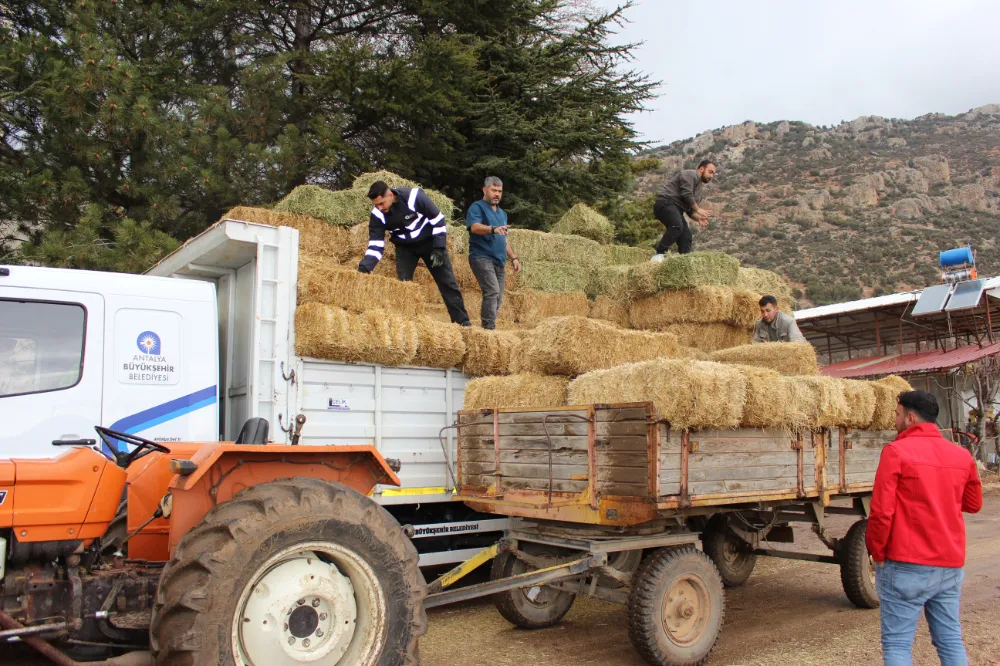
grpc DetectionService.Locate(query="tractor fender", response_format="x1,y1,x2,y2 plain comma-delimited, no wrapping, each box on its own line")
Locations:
165,444,401,558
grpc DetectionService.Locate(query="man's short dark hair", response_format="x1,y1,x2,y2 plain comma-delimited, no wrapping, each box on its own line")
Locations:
898,390,939,424
759,295,778,308
698,159,716,169
367,180,390,200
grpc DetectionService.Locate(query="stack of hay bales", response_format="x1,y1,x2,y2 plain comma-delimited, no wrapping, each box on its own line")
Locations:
232,180,906,435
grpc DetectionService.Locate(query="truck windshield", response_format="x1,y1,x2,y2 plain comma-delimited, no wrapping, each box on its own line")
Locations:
0,299,86,398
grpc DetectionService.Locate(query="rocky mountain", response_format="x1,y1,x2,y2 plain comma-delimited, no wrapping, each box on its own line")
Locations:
635,104,1000,306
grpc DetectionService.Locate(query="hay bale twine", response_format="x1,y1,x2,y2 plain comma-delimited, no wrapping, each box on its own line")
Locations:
709,342,819,377
551,203,615,244
629,286,736,329
461,328,523,376
567,359,747,429
523,316,679,376
412,317,467,369
463,374,569,411
297,263,425,318
589,295,631,329
295,303,418,366
506,229,606,269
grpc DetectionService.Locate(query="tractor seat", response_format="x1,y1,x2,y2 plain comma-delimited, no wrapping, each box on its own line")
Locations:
235,418,269,445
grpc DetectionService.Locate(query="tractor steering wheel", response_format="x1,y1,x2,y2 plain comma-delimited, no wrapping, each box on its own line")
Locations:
95,426,171,468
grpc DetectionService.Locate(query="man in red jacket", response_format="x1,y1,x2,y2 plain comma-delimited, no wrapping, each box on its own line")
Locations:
867,390,983,666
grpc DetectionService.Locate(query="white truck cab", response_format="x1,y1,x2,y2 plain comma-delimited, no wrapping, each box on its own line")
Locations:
0,266,219,458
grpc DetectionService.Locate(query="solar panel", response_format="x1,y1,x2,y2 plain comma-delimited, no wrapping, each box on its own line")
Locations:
944,279,986,312
911,284,954,316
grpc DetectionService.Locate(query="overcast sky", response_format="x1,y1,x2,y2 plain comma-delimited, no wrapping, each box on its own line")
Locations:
595,0,1000,147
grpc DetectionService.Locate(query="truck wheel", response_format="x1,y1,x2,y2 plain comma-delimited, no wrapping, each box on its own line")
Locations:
627,546,724,666
702,527,756,587
150,477,425,666
839,519,879,609
491,547,576,629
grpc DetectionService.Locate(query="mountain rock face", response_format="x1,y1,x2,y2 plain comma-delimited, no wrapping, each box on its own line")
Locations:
637,105,1000,305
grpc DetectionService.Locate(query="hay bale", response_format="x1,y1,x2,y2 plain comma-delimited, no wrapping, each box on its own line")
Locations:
731,365,795,429
709,342,819,377
787,376,850,428
677,346,710,360
653,252,740,290
506,229,606,269
463,374,569,411
522,317,679,376
295,303,418,366
841,379,877,428
567,359,747,429
517,261,592,293
507,290,590,328
629,287,736,329
350,170,455,218
736,267,794,303
298,263,425,318
605,244,654,265
551,204,615,244
587,264,659,301
412,317,467,369
661,323,752,353
730,290,763,329
223,206,352,263
589,295,631,328
870,375,913,429
461,328,523,376
274,185,372,227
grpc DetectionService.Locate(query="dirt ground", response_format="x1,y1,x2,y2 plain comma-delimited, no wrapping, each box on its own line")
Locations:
421,488,1000,666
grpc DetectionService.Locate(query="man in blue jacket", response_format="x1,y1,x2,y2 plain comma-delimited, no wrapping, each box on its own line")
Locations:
358,180,470,326
466,177,521,329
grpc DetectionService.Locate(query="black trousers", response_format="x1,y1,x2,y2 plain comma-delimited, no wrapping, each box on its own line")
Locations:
653,198,693,255
396,240,471,326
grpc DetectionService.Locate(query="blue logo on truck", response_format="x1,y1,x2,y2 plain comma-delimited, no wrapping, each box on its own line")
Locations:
136,331,162,355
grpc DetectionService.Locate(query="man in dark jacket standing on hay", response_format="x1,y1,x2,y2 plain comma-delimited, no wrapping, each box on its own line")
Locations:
867,390,982,666
466,176,521,330
359,180,471,326
652,159,716,258
752,295,805,343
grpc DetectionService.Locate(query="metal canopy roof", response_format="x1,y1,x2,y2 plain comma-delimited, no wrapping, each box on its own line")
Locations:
822,340,1000,379
794,277,1000,360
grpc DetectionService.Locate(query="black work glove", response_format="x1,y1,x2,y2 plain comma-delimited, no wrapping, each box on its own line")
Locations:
357,264,372,274
429,248,446,268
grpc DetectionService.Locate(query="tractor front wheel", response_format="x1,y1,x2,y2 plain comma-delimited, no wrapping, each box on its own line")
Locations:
150,477,425,666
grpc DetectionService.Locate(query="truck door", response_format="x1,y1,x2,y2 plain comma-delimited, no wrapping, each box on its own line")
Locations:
0,289,105,459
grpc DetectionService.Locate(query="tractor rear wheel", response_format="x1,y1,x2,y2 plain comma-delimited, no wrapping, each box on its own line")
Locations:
150,477,425,666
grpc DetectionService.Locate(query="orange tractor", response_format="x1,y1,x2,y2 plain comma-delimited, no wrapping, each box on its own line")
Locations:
0,422,426,665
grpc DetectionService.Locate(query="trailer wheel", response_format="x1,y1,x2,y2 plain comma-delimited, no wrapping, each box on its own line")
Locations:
839,518,879,609
150,477,425,666
491,547,576,629
627,546,724,666
702,527,756,587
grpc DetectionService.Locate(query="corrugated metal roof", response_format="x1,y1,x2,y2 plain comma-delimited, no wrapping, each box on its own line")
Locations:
822,340,1000,378
795,276,1000,322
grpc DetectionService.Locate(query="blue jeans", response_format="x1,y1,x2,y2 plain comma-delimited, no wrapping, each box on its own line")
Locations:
875,559,968,666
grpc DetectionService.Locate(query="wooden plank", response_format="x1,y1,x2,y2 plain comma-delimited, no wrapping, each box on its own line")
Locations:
689,478,799,495
660,452,682,471
465,461,650,485
599,481,650,497
661,466,800,484
460,435,589,451
497,410,590,424
844,461,880,474
686,438,794,454
461,473,587,494
659,482,682,497
846,472,877,484
595,406,650,422
686,451,798,468
465,421,650,438
595,435,650,452
461,448,649,468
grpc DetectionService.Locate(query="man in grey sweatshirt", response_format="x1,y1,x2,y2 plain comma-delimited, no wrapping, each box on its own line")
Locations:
653,159,716,256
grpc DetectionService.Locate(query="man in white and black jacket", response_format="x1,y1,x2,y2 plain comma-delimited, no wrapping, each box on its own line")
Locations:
357,180,471,326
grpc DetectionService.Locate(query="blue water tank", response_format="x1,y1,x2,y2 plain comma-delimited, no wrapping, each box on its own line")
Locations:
939,247,974,267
